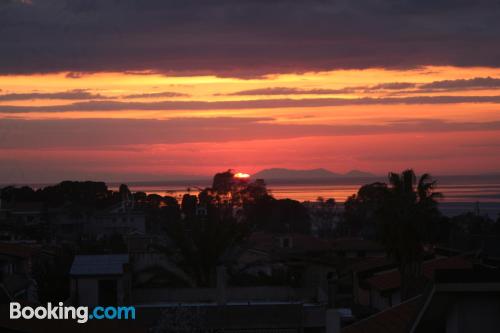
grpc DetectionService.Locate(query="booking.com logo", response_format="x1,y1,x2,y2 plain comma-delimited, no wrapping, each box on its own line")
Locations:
10,302,136,324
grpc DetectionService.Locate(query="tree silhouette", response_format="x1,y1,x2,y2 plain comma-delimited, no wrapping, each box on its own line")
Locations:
212,169,235,195
168,203,249,287
378,169,442,300
344,182,390,237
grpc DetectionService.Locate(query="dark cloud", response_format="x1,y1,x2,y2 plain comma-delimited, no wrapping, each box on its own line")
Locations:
221,87,356,96
384,76,500,95
419,76,500,90
222,78,500,97
122,91,189,99
2,95,500,113
0,89,188,102
0,89,107,101
367,82,417,90
0,0,499,77
65,72,85,79
1,117,499,149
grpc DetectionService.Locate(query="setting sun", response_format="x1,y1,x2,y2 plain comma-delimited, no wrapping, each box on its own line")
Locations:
234,172,251,179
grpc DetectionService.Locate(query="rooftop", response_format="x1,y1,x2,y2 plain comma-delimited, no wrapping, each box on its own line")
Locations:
248,232,331,254
342,296,423,333
70,254,129,276
365,256,473,292
0,242,39,259
330,238,384,252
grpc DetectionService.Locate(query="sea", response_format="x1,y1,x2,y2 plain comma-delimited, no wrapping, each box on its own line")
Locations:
116,175,500,218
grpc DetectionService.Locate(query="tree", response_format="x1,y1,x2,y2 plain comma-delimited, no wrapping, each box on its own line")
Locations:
168,203,249,287
240,179,270,203
0,185,37,203
181,194,197,217
308,197,337,238
378,169,442,300
212,169,235,194
344,182,390,237
38,181,115,208
119,184,132,201
244,197,311,234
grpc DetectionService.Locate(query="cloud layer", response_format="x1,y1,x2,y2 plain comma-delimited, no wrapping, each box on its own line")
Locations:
2,117,499,149
2,95,500,113
0,89,107,101
1,0,500,77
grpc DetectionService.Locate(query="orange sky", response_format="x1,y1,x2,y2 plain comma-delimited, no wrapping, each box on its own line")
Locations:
1,66,500,183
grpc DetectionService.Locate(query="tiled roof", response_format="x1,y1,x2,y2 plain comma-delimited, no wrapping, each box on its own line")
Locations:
331,239,384,252
70,254,129,276
348,257,393,273
0,243,39,259
342,296,422,333
365,256,473,292
248,232,331,254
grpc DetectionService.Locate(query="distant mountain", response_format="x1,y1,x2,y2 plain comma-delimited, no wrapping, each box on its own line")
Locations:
343,169,376,178
253,168,339,180
253,168,375,181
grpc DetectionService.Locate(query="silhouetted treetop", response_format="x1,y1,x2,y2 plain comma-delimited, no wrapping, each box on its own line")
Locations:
212,169,235,194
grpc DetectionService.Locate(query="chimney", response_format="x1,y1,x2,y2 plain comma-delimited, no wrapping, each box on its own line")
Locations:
216,265,226,305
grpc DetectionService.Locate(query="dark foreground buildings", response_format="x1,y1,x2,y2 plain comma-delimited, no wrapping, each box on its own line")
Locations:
0,179,499,332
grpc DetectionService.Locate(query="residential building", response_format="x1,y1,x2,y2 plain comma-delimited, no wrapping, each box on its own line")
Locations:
70,254,130,306
86,203,146,239
0,242,42,304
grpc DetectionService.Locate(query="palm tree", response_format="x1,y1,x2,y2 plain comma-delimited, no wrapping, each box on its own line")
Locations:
379,169,442,300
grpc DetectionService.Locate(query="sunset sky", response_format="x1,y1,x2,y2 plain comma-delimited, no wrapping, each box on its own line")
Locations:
1,0,500,183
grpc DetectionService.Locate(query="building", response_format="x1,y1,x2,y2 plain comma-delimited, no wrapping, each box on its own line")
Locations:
330,239,386,259
86,203,146,239
355,255,474,310
48,203,89,242
0,242,42,304
342,269,500,333
411,269,500,333
0,202,46,227
70,254,130,306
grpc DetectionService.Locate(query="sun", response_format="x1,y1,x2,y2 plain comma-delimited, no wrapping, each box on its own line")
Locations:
234,172,250,179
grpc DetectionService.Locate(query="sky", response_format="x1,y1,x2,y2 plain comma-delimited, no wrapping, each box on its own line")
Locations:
1,0,500,183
